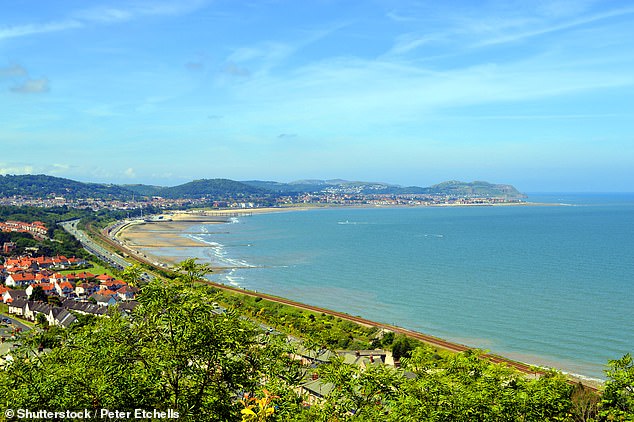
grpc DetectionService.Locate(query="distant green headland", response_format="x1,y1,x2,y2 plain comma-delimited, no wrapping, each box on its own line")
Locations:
0,174,526,203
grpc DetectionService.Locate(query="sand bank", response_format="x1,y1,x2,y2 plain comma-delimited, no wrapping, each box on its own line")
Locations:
114,208,308,266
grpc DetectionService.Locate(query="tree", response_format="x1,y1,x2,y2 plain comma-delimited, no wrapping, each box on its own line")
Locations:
391,334,413,361
30,285,47,302
0,277,293,421
600,353,634,420
121,263,143,287
35,313,48,326
174,258,212,284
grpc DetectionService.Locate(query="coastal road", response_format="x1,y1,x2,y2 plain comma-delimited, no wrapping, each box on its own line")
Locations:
60,220,132,271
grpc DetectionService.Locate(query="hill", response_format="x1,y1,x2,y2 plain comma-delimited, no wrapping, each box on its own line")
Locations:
0,175,526,200
0,174,134,199
425,180,526,198
242,179,524,198
157,179,268,199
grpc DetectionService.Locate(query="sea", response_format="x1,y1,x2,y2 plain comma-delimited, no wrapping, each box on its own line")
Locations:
150,193,634,381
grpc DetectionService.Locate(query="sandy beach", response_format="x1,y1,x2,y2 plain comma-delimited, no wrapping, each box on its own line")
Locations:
114,208,305,266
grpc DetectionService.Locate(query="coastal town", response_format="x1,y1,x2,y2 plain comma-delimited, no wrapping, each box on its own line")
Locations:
0,248,139,328
0,191,525,212
0,217,399,408
0,177,626,420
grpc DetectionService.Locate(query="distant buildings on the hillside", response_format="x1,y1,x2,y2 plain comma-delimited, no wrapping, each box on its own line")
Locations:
0,220,48,239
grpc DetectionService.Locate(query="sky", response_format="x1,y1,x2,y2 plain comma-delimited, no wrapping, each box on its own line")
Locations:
1,0,633,191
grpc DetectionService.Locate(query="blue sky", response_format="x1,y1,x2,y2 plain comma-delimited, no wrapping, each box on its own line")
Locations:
1,0,632,191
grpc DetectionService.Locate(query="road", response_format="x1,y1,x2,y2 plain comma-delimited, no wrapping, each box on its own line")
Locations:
60,220,131,271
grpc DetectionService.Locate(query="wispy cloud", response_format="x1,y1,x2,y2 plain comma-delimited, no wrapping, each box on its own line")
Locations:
0,164,34,175
0,64,28,78
1,0,208,41
11,78,50,94
474,7,634,47
72,0,208,23
0,20,82,41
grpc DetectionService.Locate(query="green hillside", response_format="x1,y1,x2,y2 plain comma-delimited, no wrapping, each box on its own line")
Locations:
0,174,134,199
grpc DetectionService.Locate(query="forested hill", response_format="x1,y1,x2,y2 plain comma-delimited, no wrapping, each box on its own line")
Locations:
1,174,525,200
143,179,268,199
242,179,526,198
0,174,134,199
426,180,525,198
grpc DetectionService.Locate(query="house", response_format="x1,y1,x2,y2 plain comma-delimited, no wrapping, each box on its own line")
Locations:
35,272,52,283
24,301,52,322
339,350,386,369
68,256,87,266
89,292,119,307
5,272,36,287
116,285,139,301
47,308,77,328
96,273,116,283
34,256,55,268
293,345,337,367
25,282,56,298
100,279,127,292
7,298,28,316
74,271,96,281
54,281,75,298
61,299,107,317
299,378,335,405
3,289,27,304
118,301,139,314
75,282,99,299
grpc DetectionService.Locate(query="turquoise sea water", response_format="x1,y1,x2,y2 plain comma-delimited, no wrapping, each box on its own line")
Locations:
152,194,634,380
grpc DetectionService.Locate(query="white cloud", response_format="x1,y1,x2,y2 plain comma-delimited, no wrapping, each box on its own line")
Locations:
0,64,28,78
124,168,136,178
0,164,34,175
0,20,82,41
1,0,208,41
11,78,50,94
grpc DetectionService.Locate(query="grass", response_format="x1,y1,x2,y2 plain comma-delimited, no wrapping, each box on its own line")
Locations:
57,261,114,277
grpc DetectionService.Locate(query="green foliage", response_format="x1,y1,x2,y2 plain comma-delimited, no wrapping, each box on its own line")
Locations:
215,292,379,350
158,179,268,199
29,285,48,303
600,353,634,420
0,280,298,421
310,346,577,422
0,174,134,199
120,263,143,287
390,334,414,361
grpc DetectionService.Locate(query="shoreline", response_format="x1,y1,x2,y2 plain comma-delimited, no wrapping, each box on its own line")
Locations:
113,201,558,267
113,208,309,269
112,206,605,388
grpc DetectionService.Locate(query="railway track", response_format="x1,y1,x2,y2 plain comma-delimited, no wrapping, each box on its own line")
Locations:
86,220,599,391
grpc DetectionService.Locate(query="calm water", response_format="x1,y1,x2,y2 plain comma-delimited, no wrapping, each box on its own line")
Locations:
154,194,634,380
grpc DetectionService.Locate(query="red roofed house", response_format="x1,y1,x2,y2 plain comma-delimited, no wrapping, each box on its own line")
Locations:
55,281,76,298
26,282,56,298
74,272,96,281
96,274,116,283
75,282,99,299
3,289,27,303
5,272,36,287
100,279,127,292
116,285,140,301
